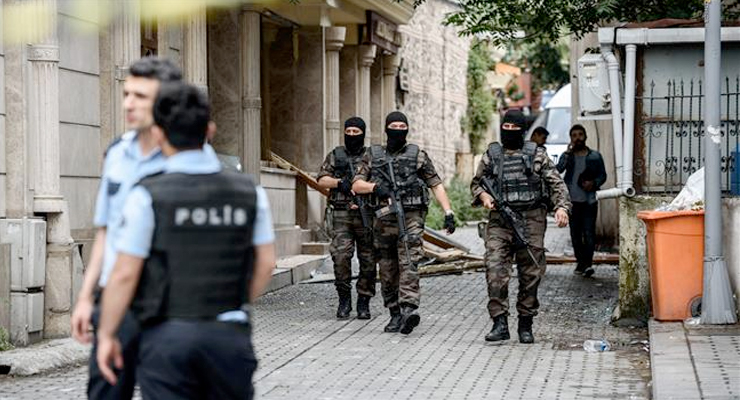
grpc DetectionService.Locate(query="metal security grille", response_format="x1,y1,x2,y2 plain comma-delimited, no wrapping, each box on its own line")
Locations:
637,77,740,195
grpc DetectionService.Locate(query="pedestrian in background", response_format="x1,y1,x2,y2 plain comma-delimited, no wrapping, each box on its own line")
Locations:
530,126,549,149
556,124,607,277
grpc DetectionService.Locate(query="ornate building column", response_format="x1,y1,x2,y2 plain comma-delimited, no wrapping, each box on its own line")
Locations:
112,0,141,136
382,54,400,118
358,44,376,143
184,0,208,93
325,27,346,155
240,7,261,182
29,0,62,215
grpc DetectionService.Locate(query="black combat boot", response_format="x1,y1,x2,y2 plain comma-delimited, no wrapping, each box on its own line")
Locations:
356,295,371,320
485,314,510,342
336,293,351,320
518,316,534,344
399,304,420,335
384,306,402,332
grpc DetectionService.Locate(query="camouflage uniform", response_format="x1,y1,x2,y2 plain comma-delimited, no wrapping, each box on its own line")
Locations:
353,144,442,309
470,145,571,318
318,147,376,298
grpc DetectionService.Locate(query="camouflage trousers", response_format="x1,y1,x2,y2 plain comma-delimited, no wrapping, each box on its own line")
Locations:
374,209,425,309
330,209,377,297
484,207,547,318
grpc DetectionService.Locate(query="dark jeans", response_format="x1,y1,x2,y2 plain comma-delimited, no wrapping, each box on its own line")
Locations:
88,305,141,400
137,320,257,400
570,201,598,271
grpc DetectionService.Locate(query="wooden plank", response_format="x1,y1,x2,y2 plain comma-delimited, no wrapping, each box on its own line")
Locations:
419,260,484,276
545,254,619,264
270,152,329,196
423,228,470,253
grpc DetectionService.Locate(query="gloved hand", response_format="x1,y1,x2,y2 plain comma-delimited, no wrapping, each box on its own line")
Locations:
444,212,456,234
373,184,392,200
338,178,353,195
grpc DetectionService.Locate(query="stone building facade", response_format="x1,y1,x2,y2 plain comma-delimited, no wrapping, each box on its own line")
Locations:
397,0,470,182
0,0,469,346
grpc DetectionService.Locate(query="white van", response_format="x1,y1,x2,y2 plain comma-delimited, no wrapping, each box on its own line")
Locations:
527,83,571,164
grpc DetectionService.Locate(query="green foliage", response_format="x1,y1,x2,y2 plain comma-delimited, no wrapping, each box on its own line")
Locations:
0,327,13,352
403,0,738,47
521,39,570,90
465,40,495,154
426,176,488,229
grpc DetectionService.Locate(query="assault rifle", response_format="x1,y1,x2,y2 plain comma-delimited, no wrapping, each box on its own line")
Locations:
348,157,373,235
480,177,542,269
375,160,416,272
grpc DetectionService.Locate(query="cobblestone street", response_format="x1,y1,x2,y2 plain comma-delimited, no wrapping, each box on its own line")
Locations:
0,226,651,399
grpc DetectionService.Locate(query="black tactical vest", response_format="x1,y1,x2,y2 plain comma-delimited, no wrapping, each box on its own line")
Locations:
328,146,366,209
486,142,544,210
369,144,429,209
131,171,258,325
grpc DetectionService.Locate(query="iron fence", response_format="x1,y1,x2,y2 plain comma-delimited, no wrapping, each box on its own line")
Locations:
637,77,740,196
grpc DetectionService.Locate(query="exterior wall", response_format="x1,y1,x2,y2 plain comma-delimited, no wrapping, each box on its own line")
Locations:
397,0,469,182
266,26,325,172
57,1,102,241
207,8,241,160
339,46,358,129
0,3,5,219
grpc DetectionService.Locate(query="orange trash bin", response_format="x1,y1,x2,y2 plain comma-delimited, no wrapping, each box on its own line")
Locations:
637,210,704,321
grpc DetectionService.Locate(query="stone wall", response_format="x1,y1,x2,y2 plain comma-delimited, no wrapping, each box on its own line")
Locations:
266,27,325,172
0,3,5,219
397,0,470,182
57,2,103,241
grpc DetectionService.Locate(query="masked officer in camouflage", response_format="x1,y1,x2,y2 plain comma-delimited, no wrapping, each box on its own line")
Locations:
317,117,377,320
470,110,571,344
352,111,456,335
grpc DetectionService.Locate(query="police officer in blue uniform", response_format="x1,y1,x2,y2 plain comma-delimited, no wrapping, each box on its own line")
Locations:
95,82,276,400
70,56,183,400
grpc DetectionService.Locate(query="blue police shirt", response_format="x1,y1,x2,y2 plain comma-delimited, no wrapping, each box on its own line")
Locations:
115,149,275,323
94,131,166,287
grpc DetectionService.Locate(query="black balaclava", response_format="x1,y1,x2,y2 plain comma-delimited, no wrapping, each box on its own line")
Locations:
344,117,366,155
385,111,409,153
500,109,526,150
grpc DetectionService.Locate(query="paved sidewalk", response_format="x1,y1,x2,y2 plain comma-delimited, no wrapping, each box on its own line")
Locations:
650,320,740,399
1,226,648,400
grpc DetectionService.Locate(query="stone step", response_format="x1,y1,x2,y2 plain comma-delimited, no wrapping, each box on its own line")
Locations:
265,254,328,293
274,226,313,258
302,242,330,255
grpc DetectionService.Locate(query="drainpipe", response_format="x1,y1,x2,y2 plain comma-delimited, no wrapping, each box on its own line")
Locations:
595,38,635,200
621,44,638,195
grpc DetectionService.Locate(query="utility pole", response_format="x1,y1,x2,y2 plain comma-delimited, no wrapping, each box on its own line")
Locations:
701,0,737,325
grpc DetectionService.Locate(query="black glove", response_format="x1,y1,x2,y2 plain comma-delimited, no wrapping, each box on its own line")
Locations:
338,178,353,195
373,184,392,200
444,213,456,234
